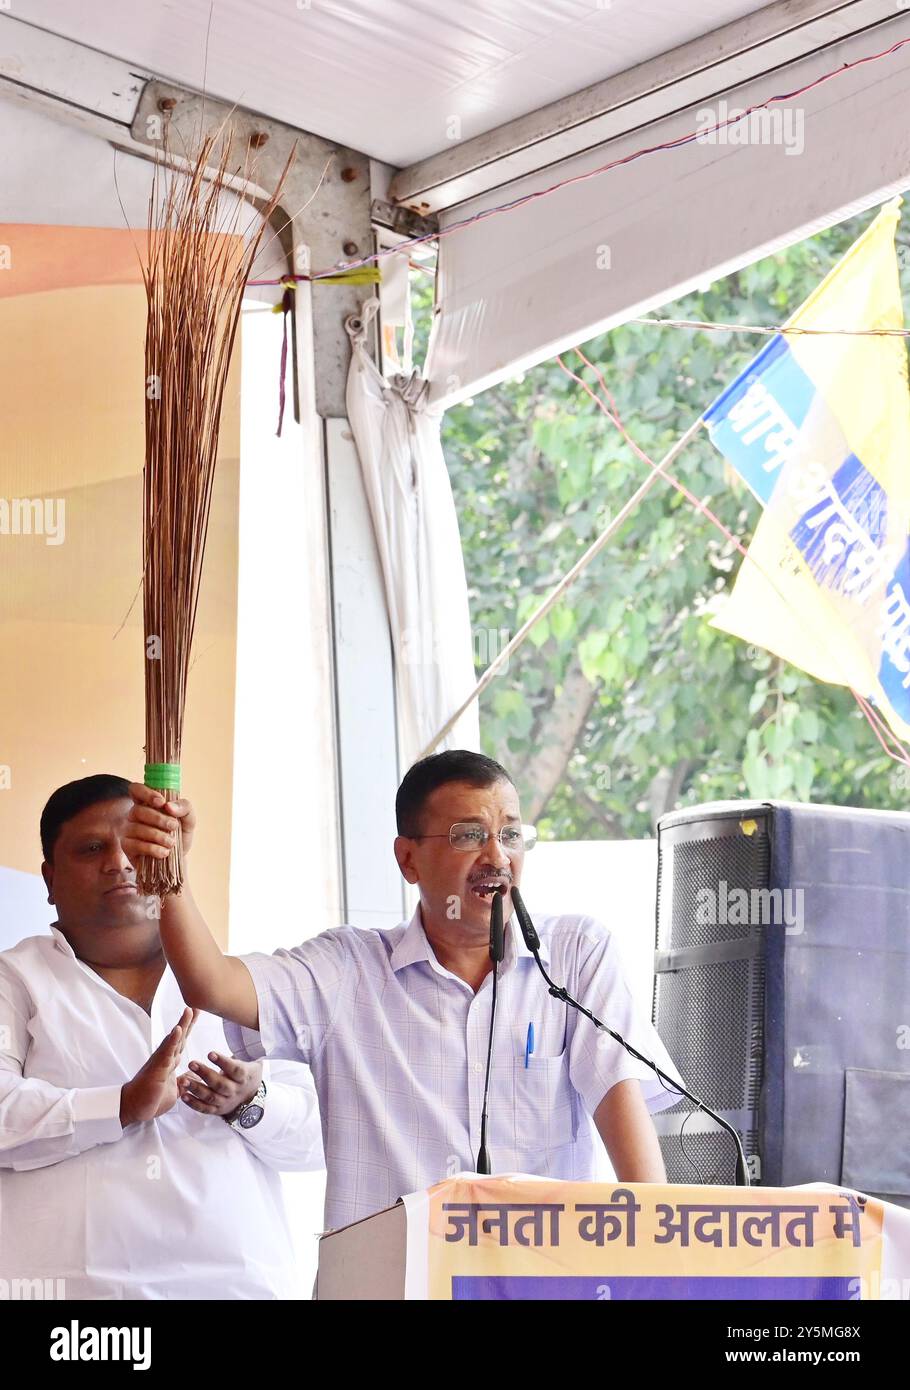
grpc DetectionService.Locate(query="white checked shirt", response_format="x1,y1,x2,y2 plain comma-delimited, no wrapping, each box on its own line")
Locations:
226,907,684,1232
0,929,324,1299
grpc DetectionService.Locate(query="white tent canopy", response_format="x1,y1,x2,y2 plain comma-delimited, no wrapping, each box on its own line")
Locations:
6,0,790,167
4,2,908,380
421,0,910,404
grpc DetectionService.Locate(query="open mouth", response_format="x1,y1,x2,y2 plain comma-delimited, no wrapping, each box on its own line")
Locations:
469,881,510,900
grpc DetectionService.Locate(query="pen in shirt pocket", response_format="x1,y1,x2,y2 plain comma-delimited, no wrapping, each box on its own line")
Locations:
524,1022,535,1068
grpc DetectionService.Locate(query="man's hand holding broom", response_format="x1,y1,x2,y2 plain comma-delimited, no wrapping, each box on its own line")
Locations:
123,785,260,1032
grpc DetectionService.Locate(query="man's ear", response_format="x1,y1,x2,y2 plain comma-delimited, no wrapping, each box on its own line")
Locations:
41,860,54,905
393,836,419,885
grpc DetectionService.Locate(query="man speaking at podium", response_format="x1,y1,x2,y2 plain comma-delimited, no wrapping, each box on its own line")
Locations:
127,750,685,1233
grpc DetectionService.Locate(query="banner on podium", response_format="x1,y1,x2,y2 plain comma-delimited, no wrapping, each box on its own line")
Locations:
401,1174,910,1301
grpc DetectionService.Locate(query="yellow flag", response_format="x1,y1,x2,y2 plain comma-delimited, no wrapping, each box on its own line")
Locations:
704,200,910,742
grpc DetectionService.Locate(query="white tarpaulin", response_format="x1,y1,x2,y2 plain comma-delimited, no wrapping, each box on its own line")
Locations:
345,298,480,766
424,10,910,408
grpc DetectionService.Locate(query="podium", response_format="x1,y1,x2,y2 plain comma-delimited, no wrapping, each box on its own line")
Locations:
317,1202,407,1300
316,1173,910,1301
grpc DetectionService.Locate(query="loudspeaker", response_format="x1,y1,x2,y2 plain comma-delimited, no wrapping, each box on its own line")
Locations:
652,800,910,1204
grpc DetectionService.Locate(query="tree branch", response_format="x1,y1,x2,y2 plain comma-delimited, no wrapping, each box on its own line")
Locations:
515,655,598,822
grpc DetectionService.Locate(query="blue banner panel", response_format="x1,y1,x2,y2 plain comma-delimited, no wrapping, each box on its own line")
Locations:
452,1275,858,1300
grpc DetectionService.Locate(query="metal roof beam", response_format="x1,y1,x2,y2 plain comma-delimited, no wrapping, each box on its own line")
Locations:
390,0,905,213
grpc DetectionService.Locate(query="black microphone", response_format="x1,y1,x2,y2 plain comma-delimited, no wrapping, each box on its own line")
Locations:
509,884,751,1187
512,888,540,950
489,881,505,963
476,887,505,1175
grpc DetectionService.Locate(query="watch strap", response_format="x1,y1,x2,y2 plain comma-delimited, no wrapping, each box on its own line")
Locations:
225,1079,267,1129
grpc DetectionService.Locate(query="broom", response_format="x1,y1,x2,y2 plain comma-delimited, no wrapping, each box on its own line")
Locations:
137,129,293,897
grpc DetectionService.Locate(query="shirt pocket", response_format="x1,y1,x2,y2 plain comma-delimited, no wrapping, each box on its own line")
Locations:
511,1050,579,1151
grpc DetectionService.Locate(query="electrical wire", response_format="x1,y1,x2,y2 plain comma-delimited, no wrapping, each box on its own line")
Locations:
247,33,910,286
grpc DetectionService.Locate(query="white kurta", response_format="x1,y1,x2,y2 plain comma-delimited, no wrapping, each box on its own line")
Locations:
0,928,324,1299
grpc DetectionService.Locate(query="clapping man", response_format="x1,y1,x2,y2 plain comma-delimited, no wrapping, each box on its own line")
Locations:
0,775,323,1299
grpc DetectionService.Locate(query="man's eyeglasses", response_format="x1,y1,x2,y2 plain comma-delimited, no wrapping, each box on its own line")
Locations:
413,822,538,854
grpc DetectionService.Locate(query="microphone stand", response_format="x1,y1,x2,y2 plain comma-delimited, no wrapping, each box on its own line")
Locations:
509,885,750,1187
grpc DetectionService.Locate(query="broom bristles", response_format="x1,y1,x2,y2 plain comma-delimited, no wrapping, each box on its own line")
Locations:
137,129,294,897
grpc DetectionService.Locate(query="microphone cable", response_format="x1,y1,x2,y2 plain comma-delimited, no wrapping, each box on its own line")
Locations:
509,884,750,1187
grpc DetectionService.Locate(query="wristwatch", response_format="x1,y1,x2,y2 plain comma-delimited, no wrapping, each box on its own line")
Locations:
225,1079,267,1130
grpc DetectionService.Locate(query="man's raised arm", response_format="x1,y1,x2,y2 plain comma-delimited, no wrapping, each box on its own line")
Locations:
124,784,259,1030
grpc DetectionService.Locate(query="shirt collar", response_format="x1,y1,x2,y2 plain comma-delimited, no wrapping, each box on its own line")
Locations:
389,903,550,974
49,923,176,981
49,923,76,957
388,908,432,972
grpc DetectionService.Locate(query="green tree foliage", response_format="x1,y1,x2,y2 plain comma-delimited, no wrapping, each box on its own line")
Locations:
413,209,910,839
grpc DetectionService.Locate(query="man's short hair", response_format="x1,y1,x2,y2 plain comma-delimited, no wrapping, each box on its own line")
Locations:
395,750,514,837
40,774,131,862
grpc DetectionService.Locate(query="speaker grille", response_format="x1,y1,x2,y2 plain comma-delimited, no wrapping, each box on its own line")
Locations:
661,1126,761,1187
654,812,770,1185
654,800,910,1196
654,959,765,1110
657,828,771,950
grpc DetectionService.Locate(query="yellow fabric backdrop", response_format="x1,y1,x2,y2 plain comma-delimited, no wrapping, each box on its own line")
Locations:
0,227,238,946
